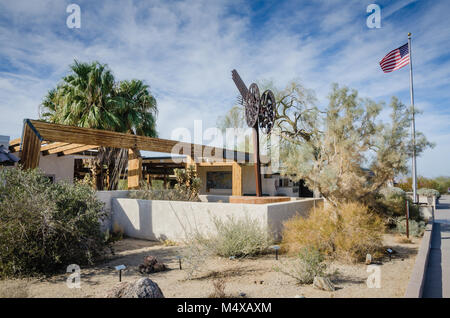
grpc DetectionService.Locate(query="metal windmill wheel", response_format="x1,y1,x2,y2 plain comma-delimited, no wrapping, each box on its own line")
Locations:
259,89,275,134
245,83,260,128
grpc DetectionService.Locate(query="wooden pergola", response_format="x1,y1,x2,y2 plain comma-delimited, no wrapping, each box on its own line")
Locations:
13,119,252,194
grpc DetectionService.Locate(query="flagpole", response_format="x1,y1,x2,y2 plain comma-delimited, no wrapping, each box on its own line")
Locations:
408,32,418,203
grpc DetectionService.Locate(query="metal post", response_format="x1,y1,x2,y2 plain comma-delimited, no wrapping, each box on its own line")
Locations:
252,125,262,197
408,33,418,204
406,200,410,239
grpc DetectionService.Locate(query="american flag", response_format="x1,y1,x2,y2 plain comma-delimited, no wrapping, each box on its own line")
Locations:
379,43,410,73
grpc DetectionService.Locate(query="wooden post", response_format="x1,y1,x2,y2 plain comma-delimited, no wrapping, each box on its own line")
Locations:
20,123,42,170
252,126,262,196
127,148,142,190
232,162,243,196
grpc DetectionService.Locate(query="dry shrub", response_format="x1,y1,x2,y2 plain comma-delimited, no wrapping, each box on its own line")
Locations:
208,278,227,298
282,202,385,263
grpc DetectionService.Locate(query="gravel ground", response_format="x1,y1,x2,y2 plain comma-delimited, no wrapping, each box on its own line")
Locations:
0,233,420,298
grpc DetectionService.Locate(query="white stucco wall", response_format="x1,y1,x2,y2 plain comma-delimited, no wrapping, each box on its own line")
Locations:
107,195,323,241
37,154,75,183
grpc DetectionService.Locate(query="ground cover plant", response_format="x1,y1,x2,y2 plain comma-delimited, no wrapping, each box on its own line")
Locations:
0,167,108,277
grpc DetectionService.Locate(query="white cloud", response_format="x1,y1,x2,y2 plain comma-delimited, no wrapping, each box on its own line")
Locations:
0,0,449,177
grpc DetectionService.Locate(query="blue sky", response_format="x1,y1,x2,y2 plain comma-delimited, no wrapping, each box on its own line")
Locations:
0,0,449,177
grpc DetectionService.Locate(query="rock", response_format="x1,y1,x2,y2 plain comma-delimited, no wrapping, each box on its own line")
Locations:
313,276,335,292
106,278,164,298
138,255,167,274
365,254,372,265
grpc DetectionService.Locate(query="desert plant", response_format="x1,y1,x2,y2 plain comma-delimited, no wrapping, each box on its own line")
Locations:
208,278,227,298
173,165,201,201
129,182,200,202
197,215,273,258
129,166,201,202
282,202,385,263
417,188,441,199
0,167,108,277
394,217,426,237
182,214,273,279
276,246,327,284
374,187,421,221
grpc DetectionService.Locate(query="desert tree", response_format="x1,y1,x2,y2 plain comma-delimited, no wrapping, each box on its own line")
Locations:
279,83,433,206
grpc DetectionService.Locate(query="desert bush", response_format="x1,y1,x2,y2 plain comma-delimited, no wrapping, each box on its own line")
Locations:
275,246,327,284
129,166,201,202
394,217,426,237
104,222,124,243
208,278,227,298
182,214,273,278
0,168,108,277
282,202,385,263
375,187,421,221
417,188,441,199
198,215,273,258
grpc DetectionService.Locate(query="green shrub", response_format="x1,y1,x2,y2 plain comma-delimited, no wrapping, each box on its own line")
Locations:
276,246,327,284
0,168,108,277
182,214,273,279
375,187,421,221
417,188,441,199
191,215,273,258
282,202,385,263
129,166,201,202
394,217,426,237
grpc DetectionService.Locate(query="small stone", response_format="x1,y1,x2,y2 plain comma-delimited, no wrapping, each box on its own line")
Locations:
365,254,372,265
239,292,246,297
313,276,335,292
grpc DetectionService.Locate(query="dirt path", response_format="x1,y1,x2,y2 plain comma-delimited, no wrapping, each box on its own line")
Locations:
0,234,420,298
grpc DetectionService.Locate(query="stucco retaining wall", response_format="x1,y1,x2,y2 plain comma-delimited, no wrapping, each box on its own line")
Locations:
109,196,323,241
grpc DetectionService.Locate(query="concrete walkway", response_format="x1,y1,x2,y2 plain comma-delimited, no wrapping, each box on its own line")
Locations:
422,195,450,298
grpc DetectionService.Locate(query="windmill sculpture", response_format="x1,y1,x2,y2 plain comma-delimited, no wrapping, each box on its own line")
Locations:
231,69,275,197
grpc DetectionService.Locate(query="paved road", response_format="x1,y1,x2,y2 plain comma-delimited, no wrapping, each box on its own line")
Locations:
422,195,450,298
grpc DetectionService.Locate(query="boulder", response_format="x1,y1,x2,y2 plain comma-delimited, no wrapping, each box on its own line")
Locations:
313,276,335,292
106,278,164,298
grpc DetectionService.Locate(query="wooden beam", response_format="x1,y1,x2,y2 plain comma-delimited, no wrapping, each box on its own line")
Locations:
197,161,235,167
128,148,142,190
232,162,243,196
28,120,250,161
62,145,98,155
45,143,87,155
20,122,42,169
40,142,70,152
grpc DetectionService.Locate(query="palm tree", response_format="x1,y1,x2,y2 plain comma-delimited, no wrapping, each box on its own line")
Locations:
40,60,158,189
112,79,158,137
